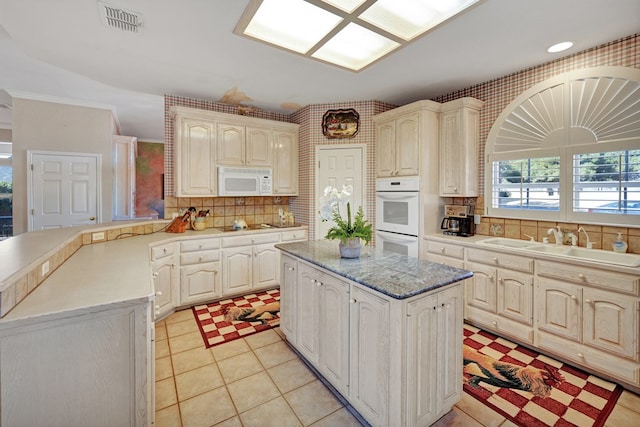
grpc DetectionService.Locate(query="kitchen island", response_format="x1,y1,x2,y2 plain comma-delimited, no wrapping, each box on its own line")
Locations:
276,240,473,427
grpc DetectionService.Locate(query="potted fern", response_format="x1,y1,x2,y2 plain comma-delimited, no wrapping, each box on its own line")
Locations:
319,185,372,258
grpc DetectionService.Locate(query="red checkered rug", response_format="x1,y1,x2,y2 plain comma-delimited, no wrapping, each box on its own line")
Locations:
463,324,623,427
193,289,280,348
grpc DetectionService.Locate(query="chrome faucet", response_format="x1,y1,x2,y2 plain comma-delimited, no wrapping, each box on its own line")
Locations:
577,227,593,249
547,226,563,245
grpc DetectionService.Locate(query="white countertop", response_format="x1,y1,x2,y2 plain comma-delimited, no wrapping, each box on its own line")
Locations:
0,221,306,326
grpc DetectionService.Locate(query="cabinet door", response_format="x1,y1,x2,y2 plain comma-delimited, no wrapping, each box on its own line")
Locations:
376,120,396,177
296,263,320,364
583,288,638,359
222,247,253,295
152,259,176,320
439,109,462,195
246,127,272,166
319,275,350,396
180,262,221,306
437,285,464,414
497,270,533,325
273,130,298,195
350,284,390,427
253,243,279,290
406,293,438,426
217,123,245,165
464,261,497,313
537,278,581,342
175,117,217,196
279,254,298,341
395,112,420,176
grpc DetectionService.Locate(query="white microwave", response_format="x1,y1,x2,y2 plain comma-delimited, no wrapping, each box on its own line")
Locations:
218,167,272,196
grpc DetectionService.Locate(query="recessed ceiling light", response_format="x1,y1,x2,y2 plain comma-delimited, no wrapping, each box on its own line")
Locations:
236,0,480,71
547,41,574,53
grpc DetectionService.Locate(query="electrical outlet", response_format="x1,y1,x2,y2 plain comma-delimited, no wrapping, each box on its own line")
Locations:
41,260,50,276
92,231,105,242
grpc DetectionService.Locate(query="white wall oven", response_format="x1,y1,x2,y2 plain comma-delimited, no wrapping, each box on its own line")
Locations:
375,177,420,257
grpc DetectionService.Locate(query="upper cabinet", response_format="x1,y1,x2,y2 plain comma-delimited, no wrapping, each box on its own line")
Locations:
170,106,300,196
373,100,440,178
439,97,484,197
217,123,272,167
272,129,299,195
173,114,217,197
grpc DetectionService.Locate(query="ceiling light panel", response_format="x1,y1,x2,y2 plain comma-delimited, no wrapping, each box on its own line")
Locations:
312,22,400,70
359,0,479,40
243,0,342,54
321,0,368,13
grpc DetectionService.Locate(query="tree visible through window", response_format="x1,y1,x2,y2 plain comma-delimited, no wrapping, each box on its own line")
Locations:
492,156,560,211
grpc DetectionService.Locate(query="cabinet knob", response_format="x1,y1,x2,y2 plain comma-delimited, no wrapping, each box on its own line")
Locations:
488,275,494,281
316,281,322,287
492,257,498,263
440,247,445,253
155,291,163,296
492,321,498,326
578,273,586,280
570,295,577,300
152,272,159,278
498,278,504,284
155,305,160,310
287,267,295,271
349,299,356,304
577,352,584,358
155,310,160,316
585,299,592,304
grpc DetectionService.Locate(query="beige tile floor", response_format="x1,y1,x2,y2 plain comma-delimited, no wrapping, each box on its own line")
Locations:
155,309,640,427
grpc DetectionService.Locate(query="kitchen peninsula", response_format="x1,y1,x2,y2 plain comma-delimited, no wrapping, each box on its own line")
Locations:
276,240,472,427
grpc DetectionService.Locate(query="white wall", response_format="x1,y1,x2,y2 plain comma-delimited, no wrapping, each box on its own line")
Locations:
11,98,113,234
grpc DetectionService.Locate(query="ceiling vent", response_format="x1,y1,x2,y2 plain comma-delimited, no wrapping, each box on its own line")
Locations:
99,2,144,33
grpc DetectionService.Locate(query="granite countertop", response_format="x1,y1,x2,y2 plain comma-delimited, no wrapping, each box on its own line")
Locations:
275,240,472,300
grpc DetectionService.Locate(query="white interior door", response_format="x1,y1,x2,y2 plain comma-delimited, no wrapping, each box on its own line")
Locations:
29,152,100,230
316,145,364,240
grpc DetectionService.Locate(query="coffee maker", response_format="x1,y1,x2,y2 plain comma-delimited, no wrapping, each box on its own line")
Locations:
440,205,474,237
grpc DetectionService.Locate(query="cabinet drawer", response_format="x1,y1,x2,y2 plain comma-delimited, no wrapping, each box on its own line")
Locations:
426,241,464,259
426,253,464,269
150,243,175,261
281,229,307,242
466,247,534,273
180,250,220,265
222,232,279,248
180,238,220,252
537,260,639,295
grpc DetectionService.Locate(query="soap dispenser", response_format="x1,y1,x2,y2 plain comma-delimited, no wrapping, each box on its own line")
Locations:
611,233,628,253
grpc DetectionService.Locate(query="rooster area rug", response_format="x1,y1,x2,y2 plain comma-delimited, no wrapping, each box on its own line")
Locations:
463,324,622,427
193,289,280,348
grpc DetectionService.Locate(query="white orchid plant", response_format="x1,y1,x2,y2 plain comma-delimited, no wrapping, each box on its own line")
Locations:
319,184,372,245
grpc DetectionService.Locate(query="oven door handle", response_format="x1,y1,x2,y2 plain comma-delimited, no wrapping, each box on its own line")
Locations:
376,230,418,243
376,193,417,201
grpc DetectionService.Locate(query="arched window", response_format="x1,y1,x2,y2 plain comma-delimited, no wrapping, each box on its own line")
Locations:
485,67,640,227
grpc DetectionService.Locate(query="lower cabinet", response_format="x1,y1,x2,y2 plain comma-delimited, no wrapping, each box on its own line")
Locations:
406,285,464,427
222,233,281,296
280,256,464,427
180,262,222,306
150,243,178,320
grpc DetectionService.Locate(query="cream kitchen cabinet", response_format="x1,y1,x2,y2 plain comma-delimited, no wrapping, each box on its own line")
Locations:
173,113,217,197
272,129,299,195
406,284,464,427
217,122,272,167
422,238,465,268
373,100,440,178
112,134,137,220
279,253,298,341
464,247,535,344
349,283,391,426
221,233,280,296
536,260,639,387
278,250,465,427
296,261,350,396
150,242,178,319
439,98,484,197
179,238,222,306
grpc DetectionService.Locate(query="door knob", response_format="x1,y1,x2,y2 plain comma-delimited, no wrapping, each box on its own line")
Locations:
89,216,96,221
